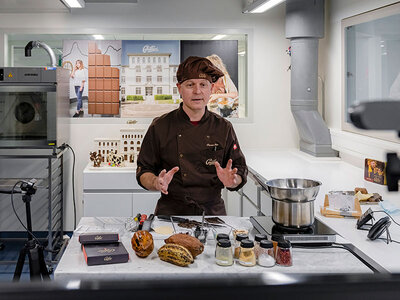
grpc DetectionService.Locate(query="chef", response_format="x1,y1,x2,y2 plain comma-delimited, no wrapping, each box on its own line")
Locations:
136,56,248,215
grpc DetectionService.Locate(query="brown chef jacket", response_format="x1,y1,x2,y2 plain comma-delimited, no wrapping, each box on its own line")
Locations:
136,103,248,215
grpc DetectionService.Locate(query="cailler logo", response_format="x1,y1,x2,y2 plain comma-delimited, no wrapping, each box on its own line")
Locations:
94,236,103,240
198,73,207,78
206,158,217,166
143,45,159,53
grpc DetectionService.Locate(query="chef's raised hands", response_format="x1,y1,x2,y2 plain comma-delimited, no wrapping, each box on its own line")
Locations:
215,159,242,189
156,167,179,194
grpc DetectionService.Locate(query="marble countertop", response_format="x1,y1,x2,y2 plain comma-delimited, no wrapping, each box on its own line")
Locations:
54,216,371,281
244,149,400,273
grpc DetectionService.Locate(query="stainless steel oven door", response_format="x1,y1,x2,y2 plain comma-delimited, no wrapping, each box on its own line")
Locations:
0,84,56,148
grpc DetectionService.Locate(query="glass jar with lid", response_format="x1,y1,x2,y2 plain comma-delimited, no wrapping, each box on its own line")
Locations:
254,234,268,258
257,240,275,267
271,234,282,257
238,239,256,267
275,239,293,267
215,239,233,266
234,234,248,259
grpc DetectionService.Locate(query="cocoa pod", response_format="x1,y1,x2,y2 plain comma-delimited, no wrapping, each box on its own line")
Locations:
164,233,204,258
131,230,154,258
157,243,194,267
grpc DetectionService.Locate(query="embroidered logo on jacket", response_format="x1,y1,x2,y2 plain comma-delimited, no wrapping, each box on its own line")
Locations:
206,158,217,166
233,144,237,150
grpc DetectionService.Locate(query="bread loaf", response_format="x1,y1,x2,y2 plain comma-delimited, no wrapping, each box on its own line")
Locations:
164,233,204,258
131,230,154,258
157,243,194,267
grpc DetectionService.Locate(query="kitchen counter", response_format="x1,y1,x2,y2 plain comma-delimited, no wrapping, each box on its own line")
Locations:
54,216,371,281
244,149,400,273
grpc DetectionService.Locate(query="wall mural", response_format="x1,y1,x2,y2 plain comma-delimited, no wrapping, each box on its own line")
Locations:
62,39,239,119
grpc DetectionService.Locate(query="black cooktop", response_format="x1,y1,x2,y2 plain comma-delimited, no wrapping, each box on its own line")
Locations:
250,216,337,244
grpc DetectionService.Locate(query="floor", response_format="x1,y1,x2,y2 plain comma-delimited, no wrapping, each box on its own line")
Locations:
0,239,34,281
0,233,71,282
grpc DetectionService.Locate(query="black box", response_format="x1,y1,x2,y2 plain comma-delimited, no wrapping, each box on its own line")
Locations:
78,232,119,245
82,242,129,266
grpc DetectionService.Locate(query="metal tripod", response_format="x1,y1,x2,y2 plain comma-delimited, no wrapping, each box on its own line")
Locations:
13,191,50,281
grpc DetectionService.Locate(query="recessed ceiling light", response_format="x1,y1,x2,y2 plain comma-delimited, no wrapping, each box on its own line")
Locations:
243,0,285,13
62,0,85,8
93,35,105,40
212,35,227,40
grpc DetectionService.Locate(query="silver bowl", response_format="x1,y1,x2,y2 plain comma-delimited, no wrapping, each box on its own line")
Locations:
265,178,322,203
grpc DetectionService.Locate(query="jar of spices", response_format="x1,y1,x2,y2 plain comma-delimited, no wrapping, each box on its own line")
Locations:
271,234,282,257
275,239,292,267
254,234,268,258
234,234,249,259
238,239,256,267
215,233,230,257
257,240,275,267
215,239,233,266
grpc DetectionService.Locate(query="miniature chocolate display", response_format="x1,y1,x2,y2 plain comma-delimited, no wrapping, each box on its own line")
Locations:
90,151,102,167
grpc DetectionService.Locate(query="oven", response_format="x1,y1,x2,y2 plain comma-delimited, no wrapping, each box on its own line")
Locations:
0,67,69,149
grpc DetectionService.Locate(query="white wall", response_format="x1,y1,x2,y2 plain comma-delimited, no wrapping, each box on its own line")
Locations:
0,0,297,230
322,0,400,167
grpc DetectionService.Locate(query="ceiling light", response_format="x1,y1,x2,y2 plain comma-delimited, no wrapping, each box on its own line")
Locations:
61,0,85,8
242,0,285,13
212,35,227,40
93,35,105,40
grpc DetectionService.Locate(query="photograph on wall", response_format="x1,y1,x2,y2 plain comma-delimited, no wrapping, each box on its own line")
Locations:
120,40,181,118
181,40,239,118
62,40,122,118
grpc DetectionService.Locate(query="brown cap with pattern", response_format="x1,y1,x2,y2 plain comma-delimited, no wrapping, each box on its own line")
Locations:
176,56,224,84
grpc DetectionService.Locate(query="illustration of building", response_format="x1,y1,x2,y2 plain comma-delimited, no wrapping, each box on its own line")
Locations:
120,53,179,102
94,128,145,165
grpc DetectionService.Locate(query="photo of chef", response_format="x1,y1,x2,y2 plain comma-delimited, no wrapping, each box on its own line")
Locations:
62,40,122,117
180,40,239,118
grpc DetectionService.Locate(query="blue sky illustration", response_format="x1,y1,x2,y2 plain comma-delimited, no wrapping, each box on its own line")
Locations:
121,40,180,65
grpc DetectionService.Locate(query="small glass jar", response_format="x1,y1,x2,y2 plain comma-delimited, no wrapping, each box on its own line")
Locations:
271,234,282,257
215,239,233,266
257,240,275,267
238,239,256,267
234,234,249,259
275,239,293,267
254,234,268,258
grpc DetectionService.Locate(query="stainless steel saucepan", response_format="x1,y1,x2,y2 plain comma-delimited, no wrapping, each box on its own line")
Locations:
265,178,322,228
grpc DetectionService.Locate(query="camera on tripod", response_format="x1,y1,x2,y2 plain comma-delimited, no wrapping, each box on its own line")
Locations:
0,179,50,281
349,100,400,191
19,180,37,195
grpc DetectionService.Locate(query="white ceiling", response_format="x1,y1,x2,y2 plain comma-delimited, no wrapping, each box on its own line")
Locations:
0,0,138,13
0,0,69,13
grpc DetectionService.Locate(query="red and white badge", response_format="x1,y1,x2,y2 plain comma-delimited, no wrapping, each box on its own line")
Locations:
233,144,237,150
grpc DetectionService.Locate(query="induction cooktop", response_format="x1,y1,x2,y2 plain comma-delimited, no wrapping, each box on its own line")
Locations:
250,216,337,244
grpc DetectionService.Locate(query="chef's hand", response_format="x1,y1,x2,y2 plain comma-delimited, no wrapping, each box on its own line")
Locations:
156,167,179,194
215,159,242,188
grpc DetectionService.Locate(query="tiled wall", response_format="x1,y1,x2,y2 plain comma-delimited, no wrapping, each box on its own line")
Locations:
88,41,120,115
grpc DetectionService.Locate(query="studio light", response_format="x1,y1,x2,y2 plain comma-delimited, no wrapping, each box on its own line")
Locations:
61,0,85,8
242,0,285,13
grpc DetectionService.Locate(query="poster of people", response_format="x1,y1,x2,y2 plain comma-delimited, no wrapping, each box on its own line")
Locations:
63,39,239,118
62,40,122,118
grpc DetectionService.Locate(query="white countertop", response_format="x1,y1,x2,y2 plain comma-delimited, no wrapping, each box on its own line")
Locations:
244,149,400,273
54,216,371,281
